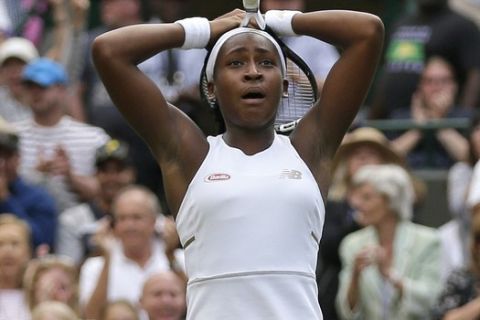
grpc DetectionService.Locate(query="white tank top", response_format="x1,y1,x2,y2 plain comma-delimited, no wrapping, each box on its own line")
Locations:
176,134,325,320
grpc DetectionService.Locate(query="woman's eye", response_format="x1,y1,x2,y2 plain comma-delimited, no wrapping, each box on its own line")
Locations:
228,60,243,67
260,60,274,66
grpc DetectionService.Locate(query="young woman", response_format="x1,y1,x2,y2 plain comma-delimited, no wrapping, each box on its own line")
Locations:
92,7,384,319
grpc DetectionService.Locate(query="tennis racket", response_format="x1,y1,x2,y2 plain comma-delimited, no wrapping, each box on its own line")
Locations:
200,3,318,134
241,0,266,29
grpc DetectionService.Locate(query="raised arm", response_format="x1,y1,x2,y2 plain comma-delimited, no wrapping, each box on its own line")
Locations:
91,12,244,214
289,11,384,192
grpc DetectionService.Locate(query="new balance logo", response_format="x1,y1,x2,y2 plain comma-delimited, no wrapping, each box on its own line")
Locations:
280,169,302,180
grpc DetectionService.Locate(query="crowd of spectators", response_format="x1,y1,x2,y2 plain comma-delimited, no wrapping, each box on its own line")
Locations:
1,0,480,319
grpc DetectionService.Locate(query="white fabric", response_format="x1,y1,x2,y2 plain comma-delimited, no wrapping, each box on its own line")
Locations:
176,133,325,319
467,159,480,209
447,162,473,216
175,17,211,50
0,290,30,320
78,239,171,306
0,86,32,123
56,203,97,264
0,3,11,33
14,116,109,211
265,10,301,37
438,220,467,282
205,27,286,82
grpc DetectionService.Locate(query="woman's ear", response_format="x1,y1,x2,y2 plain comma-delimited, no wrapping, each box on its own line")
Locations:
282,79,289,98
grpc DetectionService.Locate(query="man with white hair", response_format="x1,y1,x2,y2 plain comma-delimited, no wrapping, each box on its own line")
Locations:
79,185,184,320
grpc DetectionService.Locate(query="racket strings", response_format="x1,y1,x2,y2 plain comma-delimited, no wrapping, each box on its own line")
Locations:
276,57,316,126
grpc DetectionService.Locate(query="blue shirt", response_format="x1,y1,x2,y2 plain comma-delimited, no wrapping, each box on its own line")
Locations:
0,177,57,248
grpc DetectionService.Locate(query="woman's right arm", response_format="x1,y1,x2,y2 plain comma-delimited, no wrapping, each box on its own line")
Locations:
91,23,206,169
91,13,243,213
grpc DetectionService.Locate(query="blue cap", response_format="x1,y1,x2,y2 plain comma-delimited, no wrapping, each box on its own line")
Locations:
22,58,68,87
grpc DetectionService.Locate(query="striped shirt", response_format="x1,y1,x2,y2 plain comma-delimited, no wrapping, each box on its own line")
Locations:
14,116,109,212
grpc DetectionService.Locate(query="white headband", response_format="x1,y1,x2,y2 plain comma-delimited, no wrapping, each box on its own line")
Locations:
205,27,286,82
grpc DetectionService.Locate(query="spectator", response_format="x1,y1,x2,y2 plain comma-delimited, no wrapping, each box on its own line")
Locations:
336,164,442,319
15,57,110,212
260,0,340,91
390,56,471,169
317,126,419,320
31,301,79,320
438,111,480,280
77,0,168,212
25,255,79,316
145,0,213,135
0,0,49,47
101,300,139,320
467,158,480,217
465,112,480,218
0,115,57,250
431,212,480,319
57,139,136,264
79,185,183,319
0,37,38,122
0,214,32,320
450,0,480,28
139,271,186,320
369,0,480,119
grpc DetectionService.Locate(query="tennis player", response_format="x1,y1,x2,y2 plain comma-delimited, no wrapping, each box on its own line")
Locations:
91,7,384,319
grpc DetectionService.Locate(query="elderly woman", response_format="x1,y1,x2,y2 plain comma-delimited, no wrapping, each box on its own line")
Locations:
336,164,442,319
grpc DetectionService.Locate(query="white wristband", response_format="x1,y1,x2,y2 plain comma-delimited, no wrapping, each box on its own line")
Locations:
265,10,301,36
175,17,211,49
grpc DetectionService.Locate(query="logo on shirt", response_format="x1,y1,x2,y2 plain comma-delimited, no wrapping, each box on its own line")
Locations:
279,169,302,180
204,173,231,182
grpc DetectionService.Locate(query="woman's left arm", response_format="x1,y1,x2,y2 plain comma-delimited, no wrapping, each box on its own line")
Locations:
288,11,384,190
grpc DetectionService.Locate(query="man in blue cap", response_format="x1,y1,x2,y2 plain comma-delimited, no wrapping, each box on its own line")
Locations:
14,57,110,213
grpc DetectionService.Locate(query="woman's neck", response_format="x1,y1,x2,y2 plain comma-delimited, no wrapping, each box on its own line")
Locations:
375,213,398,247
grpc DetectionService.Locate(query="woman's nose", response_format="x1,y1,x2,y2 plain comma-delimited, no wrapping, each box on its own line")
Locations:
244,63,262,81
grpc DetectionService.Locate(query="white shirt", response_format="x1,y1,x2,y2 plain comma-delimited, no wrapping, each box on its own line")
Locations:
176,134,325,320
14,116,109,211
467,160,480,209
0,290,30,320
79,239,171,306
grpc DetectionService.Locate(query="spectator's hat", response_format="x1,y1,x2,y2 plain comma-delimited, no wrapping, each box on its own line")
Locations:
95,139,132,167
0,116,19,151
22,58,68,87
0,37,39,66
334,127,404,169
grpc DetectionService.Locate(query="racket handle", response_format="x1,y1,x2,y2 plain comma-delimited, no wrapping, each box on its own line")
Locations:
242,0,266,29
241,11,266,29
243,0,259,12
